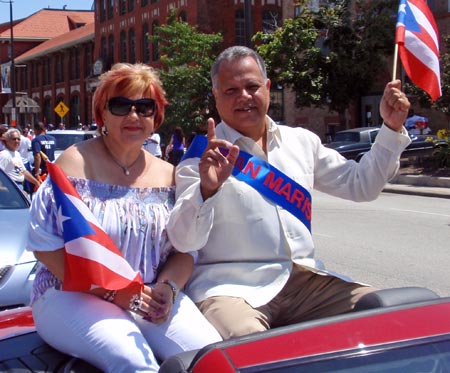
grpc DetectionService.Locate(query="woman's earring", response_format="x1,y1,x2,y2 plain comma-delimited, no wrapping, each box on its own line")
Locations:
101,126,108,136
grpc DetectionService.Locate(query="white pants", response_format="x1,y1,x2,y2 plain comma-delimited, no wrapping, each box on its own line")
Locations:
32,288,222,372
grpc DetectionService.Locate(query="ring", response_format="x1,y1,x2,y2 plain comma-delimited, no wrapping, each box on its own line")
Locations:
129,294,143,312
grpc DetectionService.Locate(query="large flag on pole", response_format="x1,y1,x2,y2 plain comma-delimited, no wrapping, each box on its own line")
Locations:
395,0,441,101
47,162,143,292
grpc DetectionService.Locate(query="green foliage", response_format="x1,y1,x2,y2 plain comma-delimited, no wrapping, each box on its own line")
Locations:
431,129,450,168
254,0,398,118
149,12,222,137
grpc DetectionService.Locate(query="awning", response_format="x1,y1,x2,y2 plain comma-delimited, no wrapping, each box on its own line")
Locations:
2,96,41,114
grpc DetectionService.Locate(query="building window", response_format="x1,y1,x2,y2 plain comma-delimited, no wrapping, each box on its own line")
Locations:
152,20,159,61
142,23,150,63
108,34,115,65
85,43,93,77
43,98,52,125
101,36,107,61
44,58,51,85
262,10,280,33
128,0,134,12
121,30,127,61
142,0,148,6
235,9,245,45
151,0,158,3
70,95,80,127
120,0,126,15
100,0,106,22
179,10,187,22
129,28,136,63
55,55,62,83
108,0,114,19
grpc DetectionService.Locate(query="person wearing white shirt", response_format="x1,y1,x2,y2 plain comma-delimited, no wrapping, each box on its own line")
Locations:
167,46,412,339
143,132,162,157
0,128,40,190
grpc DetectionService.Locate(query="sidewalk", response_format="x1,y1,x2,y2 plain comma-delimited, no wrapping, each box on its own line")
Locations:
383,172,450,199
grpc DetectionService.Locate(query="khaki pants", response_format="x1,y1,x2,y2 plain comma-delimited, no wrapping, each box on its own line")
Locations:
197,264,375,339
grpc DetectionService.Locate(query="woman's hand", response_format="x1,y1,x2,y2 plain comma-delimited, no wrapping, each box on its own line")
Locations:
113,283,173,324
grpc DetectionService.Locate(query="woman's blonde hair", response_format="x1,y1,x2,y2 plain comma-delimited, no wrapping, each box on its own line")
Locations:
93,63,168,131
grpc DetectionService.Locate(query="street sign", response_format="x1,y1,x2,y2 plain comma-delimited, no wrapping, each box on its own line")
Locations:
54,101,69,118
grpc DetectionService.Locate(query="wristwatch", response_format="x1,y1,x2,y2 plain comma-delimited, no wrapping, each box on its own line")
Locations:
158,279,179,303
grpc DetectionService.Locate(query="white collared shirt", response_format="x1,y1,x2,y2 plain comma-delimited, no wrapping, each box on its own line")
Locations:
167,117,411,307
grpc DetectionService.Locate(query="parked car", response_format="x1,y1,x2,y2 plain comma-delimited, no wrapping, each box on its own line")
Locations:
0,287,447,372
0,169,36,311
46,130,98,159
325,126,445,162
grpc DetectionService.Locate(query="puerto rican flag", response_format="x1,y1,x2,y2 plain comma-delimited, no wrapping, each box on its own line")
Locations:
47,162,143,292
395,0,441,101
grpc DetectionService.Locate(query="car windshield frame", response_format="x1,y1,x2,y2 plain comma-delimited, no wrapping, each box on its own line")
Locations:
0,170,30,209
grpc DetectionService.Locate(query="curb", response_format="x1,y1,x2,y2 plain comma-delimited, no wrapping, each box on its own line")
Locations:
384,173,450,199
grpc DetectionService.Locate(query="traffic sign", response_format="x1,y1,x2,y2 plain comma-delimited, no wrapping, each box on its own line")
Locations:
54,101,69,118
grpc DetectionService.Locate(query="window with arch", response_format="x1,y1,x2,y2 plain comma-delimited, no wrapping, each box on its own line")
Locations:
128,0,134,12
235,9,245,45
120,0,126,15
129,28,136,63
142,23,150,63
179,10,187,22
85,43,93,77
121,30,127,61
108,0,114,19
152,20,160,61
70,95,80,127
262,10,280,33
100,0,106,22
43,98,52,125
108,34,114,64
101,36,107,61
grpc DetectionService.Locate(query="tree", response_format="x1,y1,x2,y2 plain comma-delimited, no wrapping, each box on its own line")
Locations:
254,0,398,124
149,12,222,136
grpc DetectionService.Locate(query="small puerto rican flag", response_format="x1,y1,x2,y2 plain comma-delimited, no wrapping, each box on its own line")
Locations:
47,162,143,292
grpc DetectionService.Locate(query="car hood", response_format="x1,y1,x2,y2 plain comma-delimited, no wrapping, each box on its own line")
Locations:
325,141,367,150
0,209,34,265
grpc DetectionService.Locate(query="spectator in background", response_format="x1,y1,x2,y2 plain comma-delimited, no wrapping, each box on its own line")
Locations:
0,124,8,151
405,111,430,135
0,128,40,191
166,126,185,166
31,122,56,182
17,128,34,196
143,131,162,158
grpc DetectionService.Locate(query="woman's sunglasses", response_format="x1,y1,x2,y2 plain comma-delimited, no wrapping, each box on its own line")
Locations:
107,97,156,117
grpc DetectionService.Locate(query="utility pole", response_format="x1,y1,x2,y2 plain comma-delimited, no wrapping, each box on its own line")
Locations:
9,0,16,126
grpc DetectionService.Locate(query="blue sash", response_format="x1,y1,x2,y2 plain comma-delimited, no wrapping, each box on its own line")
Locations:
182,135,312,232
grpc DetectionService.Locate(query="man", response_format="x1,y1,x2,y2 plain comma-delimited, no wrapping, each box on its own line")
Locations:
142,131,162,157
0,128,40,191
167,46,411,339
31,122,56,180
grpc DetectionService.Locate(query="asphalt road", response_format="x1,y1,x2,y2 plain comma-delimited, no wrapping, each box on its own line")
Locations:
312,190,450,297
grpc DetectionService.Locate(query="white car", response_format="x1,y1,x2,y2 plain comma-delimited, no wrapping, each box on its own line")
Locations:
47,129,98,159
0,168,36,310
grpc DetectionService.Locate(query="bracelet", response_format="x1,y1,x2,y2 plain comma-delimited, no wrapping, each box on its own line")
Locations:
103,290,117,302
157,279,179,303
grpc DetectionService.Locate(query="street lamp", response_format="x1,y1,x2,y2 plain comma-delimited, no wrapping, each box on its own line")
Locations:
1,0,16,126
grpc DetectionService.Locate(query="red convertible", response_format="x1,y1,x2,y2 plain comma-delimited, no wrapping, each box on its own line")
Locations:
1,287,449,372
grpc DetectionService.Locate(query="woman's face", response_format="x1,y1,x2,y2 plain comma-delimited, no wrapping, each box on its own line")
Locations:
103,92,156,146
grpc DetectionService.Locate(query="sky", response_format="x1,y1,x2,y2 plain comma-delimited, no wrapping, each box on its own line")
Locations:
0,0,94,24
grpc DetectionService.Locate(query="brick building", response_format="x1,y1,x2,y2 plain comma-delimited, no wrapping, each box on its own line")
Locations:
1,0,282,129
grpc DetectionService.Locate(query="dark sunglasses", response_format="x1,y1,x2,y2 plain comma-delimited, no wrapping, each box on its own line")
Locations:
107,97,156,117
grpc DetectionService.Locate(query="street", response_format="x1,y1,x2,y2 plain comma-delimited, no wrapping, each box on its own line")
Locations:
312,190,450,297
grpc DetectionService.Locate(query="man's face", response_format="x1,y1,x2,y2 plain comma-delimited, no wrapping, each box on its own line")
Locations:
213,56,271,138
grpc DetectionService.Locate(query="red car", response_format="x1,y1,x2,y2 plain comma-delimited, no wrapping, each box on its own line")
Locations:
1,287,449,372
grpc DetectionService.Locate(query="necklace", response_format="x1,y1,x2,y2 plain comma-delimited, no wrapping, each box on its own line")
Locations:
102,137,143,176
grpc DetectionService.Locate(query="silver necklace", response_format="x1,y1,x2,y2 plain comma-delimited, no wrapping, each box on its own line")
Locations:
102,137,142,176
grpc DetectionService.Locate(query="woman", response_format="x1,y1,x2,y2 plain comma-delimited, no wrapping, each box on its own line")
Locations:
0,128,40,191
166,126,185,166
27,63,221,372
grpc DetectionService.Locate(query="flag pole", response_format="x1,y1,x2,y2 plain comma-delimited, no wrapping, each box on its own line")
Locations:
392,43,399,81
